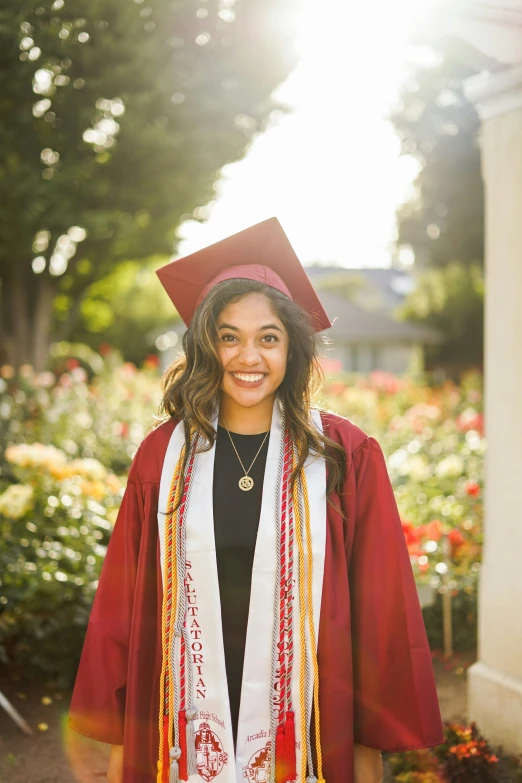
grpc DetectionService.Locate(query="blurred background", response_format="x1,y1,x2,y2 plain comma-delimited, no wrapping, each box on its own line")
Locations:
1,0,521,780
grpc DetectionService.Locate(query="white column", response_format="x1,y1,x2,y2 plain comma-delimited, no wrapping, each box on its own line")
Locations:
464,64,522,754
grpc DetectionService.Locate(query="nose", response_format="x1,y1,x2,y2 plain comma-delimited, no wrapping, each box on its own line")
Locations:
238,341,262,366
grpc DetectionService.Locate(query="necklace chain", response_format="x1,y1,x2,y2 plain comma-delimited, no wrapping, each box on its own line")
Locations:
221,418,270,491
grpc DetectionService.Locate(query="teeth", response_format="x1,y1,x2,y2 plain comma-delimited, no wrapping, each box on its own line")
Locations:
232,373,265,382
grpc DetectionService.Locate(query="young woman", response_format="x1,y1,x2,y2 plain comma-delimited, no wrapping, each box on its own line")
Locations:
69,218,444,783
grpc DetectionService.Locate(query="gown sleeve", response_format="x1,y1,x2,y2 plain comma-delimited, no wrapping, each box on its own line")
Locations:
348,435,444,752
67,446,145,744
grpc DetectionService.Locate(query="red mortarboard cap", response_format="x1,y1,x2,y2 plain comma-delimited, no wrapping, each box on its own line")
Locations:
155,217,332,332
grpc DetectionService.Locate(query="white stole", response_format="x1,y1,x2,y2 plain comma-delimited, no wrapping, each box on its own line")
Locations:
157,398,326,782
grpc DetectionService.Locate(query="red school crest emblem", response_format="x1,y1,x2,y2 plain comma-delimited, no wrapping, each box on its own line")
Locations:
195,722,228,781
242,742,271,782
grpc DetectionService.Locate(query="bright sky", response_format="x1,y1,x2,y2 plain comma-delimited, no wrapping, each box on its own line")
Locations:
176,0,438,268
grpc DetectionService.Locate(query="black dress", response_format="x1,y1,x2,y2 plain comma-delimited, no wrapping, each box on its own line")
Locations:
212,424,270,747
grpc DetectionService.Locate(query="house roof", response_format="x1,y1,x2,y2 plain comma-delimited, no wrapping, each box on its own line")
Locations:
152,266,442,346
305,265,416,315
320,290,442,344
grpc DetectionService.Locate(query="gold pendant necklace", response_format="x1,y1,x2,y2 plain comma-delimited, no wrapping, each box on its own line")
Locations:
221,418,270,491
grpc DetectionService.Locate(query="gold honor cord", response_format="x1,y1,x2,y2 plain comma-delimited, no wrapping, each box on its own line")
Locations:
157,448,185,783
292,454,326,783
292,460,309,783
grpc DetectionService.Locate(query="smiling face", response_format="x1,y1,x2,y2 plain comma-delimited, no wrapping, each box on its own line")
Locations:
216,292,289,418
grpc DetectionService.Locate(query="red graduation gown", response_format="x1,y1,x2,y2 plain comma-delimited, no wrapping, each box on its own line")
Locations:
68,411,444,781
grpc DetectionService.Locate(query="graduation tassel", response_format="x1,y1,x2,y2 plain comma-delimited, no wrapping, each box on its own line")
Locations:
284,710,296,781
275,722,287,783
185,707,197,777
177,712,188,781
169,747,182,783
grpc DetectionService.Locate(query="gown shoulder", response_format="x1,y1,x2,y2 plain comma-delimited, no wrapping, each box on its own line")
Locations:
317,407,371,456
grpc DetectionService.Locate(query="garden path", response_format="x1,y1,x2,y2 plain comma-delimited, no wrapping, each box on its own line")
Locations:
0,652,475,783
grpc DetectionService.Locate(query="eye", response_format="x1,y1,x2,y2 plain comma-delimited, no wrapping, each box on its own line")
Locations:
262,334,279,343
220,334,237,343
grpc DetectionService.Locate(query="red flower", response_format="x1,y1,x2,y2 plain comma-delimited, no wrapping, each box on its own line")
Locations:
66,358,80,370
456,411,484,435
448,529,465,550
368,370,402,394
465,481,480,497
326,381,347,396
319,358,343,374
401,520,422,546
144,353,160,368
423,519,443,542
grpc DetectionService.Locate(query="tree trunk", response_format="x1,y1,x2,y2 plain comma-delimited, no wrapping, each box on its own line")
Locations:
32,277,56,371
12,267,32,366
0,268,56,371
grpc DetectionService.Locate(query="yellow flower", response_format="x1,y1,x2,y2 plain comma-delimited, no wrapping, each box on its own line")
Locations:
70,458,107,481
0,484,34,519
6,443,67,470
106,474,121,494
80,480,106,500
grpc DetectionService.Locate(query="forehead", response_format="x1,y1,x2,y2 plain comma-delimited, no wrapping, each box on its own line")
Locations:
218,293,283,324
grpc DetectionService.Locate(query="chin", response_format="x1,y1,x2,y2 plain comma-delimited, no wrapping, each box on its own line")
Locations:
222,381,277,410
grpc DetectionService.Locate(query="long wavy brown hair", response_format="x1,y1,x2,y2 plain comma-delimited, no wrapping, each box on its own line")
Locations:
159,278,346,507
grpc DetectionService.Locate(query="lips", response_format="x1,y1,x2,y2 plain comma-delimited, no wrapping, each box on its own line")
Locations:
229,371,267,388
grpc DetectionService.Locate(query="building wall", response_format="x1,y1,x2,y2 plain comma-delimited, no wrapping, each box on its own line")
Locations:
466,100,522,753
322,341,415,374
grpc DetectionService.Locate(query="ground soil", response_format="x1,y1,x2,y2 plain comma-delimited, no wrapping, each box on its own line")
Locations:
0,651,476,783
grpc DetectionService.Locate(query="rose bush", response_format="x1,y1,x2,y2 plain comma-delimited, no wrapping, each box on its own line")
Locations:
0,346,161,682
0,353,483,680
321,368,483,652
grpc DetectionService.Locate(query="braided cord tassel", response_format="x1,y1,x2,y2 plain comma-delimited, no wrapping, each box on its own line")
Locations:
292,446,308,783
300,469,325,783
157,449,185,783
171,433,199,781
275,426,292,783
269,408,287,783
176,433,200,778
282,428,296,781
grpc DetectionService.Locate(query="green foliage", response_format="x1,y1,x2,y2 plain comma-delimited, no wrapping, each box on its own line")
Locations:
388,747,443,781
67,258,179,364
422,576,478,652
390,48,483,270
390,722,522,782
390,47,484,372
0,355,162,681
321,369,483,652
0,445,122,683
0,0,297,368
0,360,483,679
396,262,484,370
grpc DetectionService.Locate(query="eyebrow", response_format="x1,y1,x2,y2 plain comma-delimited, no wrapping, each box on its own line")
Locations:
218,322,283,333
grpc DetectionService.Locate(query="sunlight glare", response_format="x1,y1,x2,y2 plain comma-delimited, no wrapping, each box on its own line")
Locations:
177,0,439,268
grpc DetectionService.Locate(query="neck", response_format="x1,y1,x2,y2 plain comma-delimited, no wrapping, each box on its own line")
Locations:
218,393,275,434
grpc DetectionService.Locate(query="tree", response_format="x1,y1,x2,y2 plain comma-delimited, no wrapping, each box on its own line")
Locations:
396,262,484,374
390,47,483,270
390,47,485,372
65,257,177,364
0,0,297,369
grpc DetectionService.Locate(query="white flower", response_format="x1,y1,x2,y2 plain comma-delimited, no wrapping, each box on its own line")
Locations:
0,484,34,519
435,455,464,479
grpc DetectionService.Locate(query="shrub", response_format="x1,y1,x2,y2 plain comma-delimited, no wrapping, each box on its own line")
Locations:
0,442,122,684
